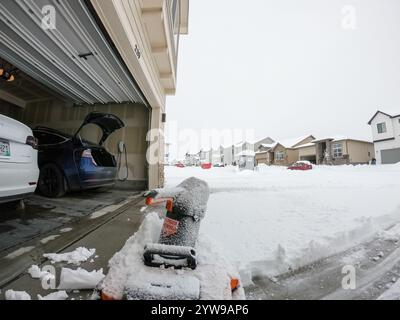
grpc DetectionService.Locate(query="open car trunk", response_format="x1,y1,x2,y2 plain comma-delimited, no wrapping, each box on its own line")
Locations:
74,112,125,146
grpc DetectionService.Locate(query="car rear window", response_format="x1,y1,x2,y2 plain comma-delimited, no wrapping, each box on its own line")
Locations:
34,131,66,146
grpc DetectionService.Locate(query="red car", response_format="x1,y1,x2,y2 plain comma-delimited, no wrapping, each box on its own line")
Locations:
288,161,313,171
175,163,185,168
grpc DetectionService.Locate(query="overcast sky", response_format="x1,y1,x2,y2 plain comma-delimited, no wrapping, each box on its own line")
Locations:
166,0,400,157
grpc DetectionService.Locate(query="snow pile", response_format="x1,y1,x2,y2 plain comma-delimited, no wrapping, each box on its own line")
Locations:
28,265,55,283
44,247,96,265
38,291,69,301
166,164,400,278
378,279,400,300
101,212,245,300
5,290,31,300
58,268,105,290
379,223,400,242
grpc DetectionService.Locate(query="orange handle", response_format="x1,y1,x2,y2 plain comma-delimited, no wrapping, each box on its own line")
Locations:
146,197,174,212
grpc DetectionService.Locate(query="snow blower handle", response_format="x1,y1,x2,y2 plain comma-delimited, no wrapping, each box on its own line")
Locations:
144,190,174,212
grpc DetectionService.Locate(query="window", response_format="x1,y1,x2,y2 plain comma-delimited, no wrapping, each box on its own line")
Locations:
332,143,343,158
275,151,285,161
34,131,66,146
377,122,387,134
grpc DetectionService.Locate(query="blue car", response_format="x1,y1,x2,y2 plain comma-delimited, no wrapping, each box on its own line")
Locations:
33,112,124,198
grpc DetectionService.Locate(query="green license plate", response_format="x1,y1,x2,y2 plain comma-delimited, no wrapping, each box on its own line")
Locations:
0,140,11,157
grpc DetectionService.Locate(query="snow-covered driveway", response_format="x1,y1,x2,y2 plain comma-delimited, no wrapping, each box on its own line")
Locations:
165,164,400,277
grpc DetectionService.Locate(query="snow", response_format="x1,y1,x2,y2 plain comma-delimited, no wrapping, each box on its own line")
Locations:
44,247,96,265
378,279,400,300
58,268,105,290
275,135,313,148
60,228,73,233
126,271,200,300
5,246,35,259
5,290,31,300
101,212,245,300
40,235,60,244
165,164,400,278
38,291,69,300
237,150,256,157
28,265,52,280
90,196,136,219
379,223,400,241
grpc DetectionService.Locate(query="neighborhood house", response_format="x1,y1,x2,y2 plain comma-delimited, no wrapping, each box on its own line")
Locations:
368,110,400,164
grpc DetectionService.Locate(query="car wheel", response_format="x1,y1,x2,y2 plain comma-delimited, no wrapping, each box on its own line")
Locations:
38,163,67,198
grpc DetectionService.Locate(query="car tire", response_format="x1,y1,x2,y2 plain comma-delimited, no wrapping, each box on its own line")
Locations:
38,163,67,198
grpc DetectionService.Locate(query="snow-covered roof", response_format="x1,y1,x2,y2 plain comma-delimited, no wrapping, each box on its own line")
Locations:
294,142,315,149
237,150,256,157
312,136,372,144
260,143,277,148
274,135,314,149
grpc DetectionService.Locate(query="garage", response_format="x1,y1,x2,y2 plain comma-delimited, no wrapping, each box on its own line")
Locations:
381,148,400,165
0,0,151,190
0,0,152,259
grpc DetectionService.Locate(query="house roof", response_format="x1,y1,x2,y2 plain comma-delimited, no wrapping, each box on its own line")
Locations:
312,135,372,144
274,135,315,149
237,150,256,157
260,143,277,149
294,142,315,149
368,109,400,125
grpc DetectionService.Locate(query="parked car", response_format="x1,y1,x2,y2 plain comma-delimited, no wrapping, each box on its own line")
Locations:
0,114,39,203
288,161,313,171
175,163,185,168
33,112,124,198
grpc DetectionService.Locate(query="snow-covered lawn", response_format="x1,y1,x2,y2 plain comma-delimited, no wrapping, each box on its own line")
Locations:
165,164,400,278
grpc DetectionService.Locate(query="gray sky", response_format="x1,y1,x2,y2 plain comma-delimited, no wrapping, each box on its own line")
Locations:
167,0,400,157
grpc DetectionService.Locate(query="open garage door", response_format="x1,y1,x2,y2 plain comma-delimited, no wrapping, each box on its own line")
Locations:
0,0,147,105
381,148,400,165
0,0,151,191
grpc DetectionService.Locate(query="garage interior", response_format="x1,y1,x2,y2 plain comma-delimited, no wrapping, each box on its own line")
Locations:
0,0,152,191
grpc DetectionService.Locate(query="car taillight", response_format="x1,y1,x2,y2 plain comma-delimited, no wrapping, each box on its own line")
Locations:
26,136,38,149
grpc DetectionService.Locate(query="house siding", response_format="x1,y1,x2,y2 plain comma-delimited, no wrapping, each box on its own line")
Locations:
346,140,375,164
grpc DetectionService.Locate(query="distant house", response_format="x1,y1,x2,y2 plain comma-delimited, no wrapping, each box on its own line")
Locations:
368,110,400,164
256,135,315,166
312,136,374,165
211,146,224,165
255,142,277,165
199,149,212,164
184,152,200,166
234,137,274,164
222,145,235,166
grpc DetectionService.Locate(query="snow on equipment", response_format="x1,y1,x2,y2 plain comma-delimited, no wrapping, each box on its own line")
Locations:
143,177,209,270
99,177,245,300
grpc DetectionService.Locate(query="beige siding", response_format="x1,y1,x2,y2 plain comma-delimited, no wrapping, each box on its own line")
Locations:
298,145,316,158
274,145,299,166
346,140,375,164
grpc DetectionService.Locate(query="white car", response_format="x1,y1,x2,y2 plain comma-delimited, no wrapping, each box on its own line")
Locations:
0,114,39,203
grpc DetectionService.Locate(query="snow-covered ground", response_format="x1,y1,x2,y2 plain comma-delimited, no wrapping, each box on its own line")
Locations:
165,164,400,279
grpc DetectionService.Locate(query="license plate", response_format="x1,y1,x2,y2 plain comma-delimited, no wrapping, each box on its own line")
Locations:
0,140,11,157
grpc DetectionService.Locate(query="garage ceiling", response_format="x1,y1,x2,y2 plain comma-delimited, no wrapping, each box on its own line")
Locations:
0,0,147,105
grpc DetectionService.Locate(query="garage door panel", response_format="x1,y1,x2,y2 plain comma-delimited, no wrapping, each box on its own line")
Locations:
0,0,146,105
381,148,400,165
